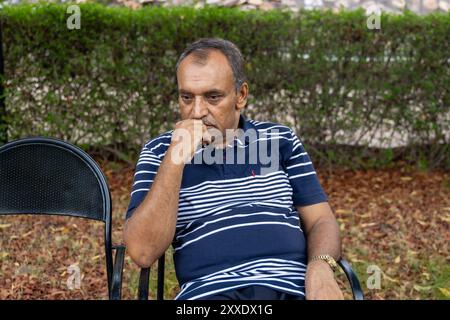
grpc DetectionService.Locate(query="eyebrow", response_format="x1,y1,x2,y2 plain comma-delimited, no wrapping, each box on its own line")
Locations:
178,89,226,95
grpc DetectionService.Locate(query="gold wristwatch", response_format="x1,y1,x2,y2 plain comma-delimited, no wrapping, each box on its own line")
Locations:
310,254,338,272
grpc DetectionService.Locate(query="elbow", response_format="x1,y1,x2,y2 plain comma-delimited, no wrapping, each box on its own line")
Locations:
124,238,158,268
130,251,156,269
123,229,166,269
123,219,173,268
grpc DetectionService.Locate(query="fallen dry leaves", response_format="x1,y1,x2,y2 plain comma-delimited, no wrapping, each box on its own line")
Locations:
0,160,448,300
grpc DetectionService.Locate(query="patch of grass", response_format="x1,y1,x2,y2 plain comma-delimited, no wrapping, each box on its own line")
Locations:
443,178,450,190
420,258,450,300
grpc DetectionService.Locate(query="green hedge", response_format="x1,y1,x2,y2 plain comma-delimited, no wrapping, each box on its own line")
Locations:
1,3,449,169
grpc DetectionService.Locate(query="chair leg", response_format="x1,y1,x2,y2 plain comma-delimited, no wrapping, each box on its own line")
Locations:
138,267,151,300
157,253,165,300
110,245,126,300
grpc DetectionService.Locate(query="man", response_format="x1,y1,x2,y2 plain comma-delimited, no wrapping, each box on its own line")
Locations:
123,38,344,300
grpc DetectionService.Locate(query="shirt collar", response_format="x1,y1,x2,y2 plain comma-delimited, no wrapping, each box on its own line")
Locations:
234,114,259,146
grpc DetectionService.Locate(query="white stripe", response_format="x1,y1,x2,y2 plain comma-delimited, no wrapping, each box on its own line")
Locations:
286,161,312,170
133,180,153,186
177,198,294,221
144,133,172,148
174,222,301,251
139,154,162,162
177,200,264,221
185,271,305,285
260,131,291,136
181,278,305,300
134,170,157,176
178,200,293,220
180,170,286,192
254,124,289,130
198,262,306,281
246,200,293,209
178,192,292,211
130,188,149,196
232,260,306,271
289,152,308,160
178,198,293,218
179,175,291,197
238,266,306,273
231,136,294,149
148,142,171,153
182,207,297,231
183,273,305,295
292,142,302,152
136,160,161,167
288,171,317,179
177,282,305,300
140,148,165,156
249,136,293,142
179,180,291,201
179,187,292,208
192,258,307,280
176,208,233,228
179,181,291,201
176,212,299,241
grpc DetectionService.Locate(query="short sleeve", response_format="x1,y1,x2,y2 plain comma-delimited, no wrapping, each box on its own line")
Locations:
284,129,328,207
125,145,162,220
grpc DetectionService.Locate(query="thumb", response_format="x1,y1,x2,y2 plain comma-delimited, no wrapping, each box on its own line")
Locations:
202,125,213,145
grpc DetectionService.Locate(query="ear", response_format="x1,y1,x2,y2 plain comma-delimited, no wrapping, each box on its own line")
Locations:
235,82,249,111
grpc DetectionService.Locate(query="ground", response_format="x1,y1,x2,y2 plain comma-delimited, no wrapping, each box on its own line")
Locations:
0,161,448,300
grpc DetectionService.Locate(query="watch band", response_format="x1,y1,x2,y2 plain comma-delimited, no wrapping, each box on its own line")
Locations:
310,254,338,272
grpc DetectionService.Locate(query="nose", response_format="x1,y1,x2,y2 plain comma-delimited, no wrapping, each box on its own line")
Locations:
192,96,208,119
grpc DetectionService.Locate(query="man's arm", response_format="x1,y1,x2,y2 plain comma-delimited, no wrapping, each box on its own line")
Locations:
296,201,344,300
123,120,209,268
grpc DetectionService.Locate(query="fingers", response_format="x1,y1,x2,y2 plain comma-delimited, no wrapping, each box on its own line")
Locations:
202,124,213,146
174,119,216,147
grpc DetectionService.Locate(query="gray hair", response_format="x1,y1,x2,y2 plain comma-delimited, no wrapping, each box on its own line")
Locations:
175,38,247,91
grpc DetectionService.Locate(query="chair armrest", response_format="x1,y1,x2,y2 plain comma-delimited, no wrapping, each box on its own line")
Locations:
337,257,364,300
110,245,126,300
111,245,152,300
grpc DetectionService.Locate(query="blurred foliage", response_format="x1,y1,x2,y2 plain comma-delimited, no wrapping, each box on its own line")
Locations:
0,3,449,169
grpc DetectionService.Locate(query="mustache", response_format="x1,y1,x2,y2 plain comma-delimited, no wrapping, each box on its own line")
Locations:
202,121,215,127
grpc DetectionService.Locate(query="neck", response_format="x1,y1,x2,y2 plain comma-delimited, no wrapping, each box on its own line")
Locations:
214,116,241,149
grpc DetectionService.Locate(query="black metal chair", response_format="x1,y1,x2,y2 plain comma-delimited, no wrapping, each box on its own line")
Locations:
0,136,125,299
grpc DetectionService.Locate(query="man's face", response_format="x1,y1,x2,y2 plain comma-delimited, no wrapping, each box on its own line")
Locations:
176,49,247,138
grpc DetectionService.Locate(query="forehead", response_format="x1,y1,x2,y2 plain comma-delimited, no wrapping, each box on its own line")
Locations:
177,50,234,93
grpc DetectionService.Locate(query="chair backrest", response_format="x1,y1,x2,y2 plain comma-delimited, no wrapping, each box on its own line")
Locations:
0,136,113,297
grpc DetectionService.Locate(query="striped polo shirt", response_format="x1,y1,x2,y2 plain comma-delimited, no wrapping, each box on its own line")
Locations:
126,114,328,300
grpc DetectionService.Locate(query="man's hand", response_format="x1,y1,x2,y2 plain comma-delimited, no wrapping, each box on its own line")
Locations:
305,260,344,300
171,119,212,164
125,119,212,268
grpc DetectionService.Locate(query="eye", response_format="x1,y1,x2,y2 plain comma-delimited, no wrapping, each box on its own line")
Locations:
181,95,192,102
208,95,221,102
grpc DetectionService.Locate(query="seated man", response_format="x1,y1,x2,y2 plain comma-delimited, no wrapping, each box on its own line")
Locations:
123,38,343,300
